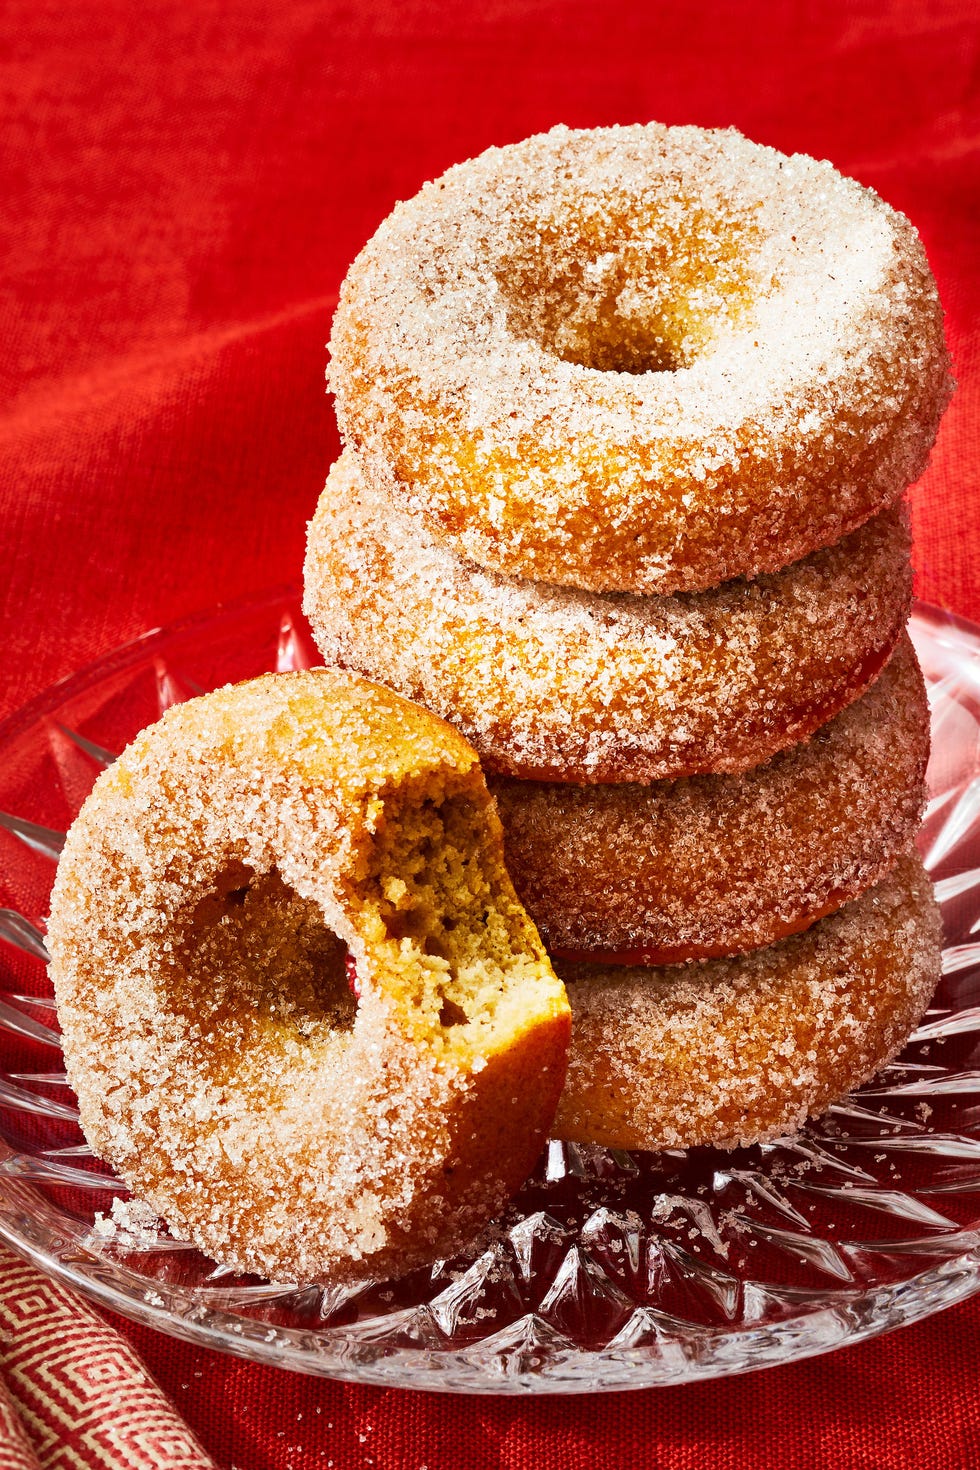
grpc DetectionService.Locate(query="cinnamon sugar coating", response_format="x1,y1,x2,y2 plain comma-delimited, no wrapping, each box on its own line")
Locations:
555,852,941,1152
47,671,570,1285
492,636,928,962
330,123,951,595
303,451,911,782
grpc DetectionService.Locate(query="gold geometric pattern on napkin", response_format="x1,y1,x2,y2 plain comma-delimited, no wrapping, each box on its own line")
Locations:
0,1247,217,1470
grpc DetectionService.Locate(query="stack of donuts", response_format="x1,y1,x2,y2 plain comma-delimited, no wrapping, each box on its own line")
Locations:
306,123,953,1153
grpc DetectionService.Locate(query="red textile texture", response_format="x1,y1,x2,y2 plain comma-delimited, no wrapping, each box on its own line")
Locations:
2,0,980,1465
0,1376,42,1470
0,1247,217,1469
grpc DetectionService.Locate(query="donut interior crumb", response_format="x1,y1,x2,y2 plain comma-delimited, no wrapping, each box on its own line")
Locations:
358,786,549,1048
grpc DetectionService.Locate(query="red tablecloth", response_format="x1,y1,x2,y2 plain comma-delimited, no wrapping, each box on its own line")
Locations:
2,1,979,1464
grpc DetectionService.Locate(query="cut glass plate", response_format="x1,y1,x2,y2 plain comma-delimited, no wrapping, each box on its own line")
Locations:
1,592,980,1393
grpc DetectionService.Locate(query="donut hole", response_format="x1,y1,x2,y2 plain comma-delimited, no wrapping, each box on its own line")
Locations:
497,252,693,374
363,788,547,1041
551,313,684,376
493,216,757,376
177,863,357,1041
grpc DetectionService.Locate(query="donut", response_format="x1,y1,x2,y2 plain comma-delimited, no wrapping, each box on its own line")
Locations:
303,450,912,783
492,635,929,964
46,670,571,1285
554,852,941,1153
329,123,951,596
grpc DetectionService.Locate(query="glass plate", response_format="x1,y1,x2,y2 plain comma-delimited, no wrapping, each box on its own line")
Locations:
2,592,980,1395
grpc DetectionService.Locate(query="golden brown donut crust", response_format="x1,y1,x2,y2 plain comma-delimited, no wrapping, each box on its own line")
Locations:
47,670,570,1285
491,635,929,964
330,124,951,595
554,852,941,1152
303,451,912,783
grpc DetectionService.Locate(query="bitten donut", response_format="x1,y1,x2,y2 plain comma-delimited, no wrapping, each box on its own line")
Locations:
555,852,941,1152
47,671,570,1285
304,451,912,783
492,636,929,963
330,123,951,595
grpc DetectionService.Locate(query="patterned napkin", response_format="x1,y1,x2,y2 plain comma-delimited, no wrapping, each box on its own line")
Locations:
0,1246,216,1470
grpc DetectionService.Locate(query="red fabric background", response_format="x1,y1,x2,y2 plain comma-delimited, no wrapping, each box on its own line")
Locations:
2,0,979,1464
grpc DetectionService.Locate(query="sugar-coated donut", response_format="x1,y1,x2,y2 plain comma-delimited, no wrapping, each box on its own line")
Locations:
554,852,941,1152
492,635,929,963
303,451,911,783
47,671,570,1285
330,123,951,595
